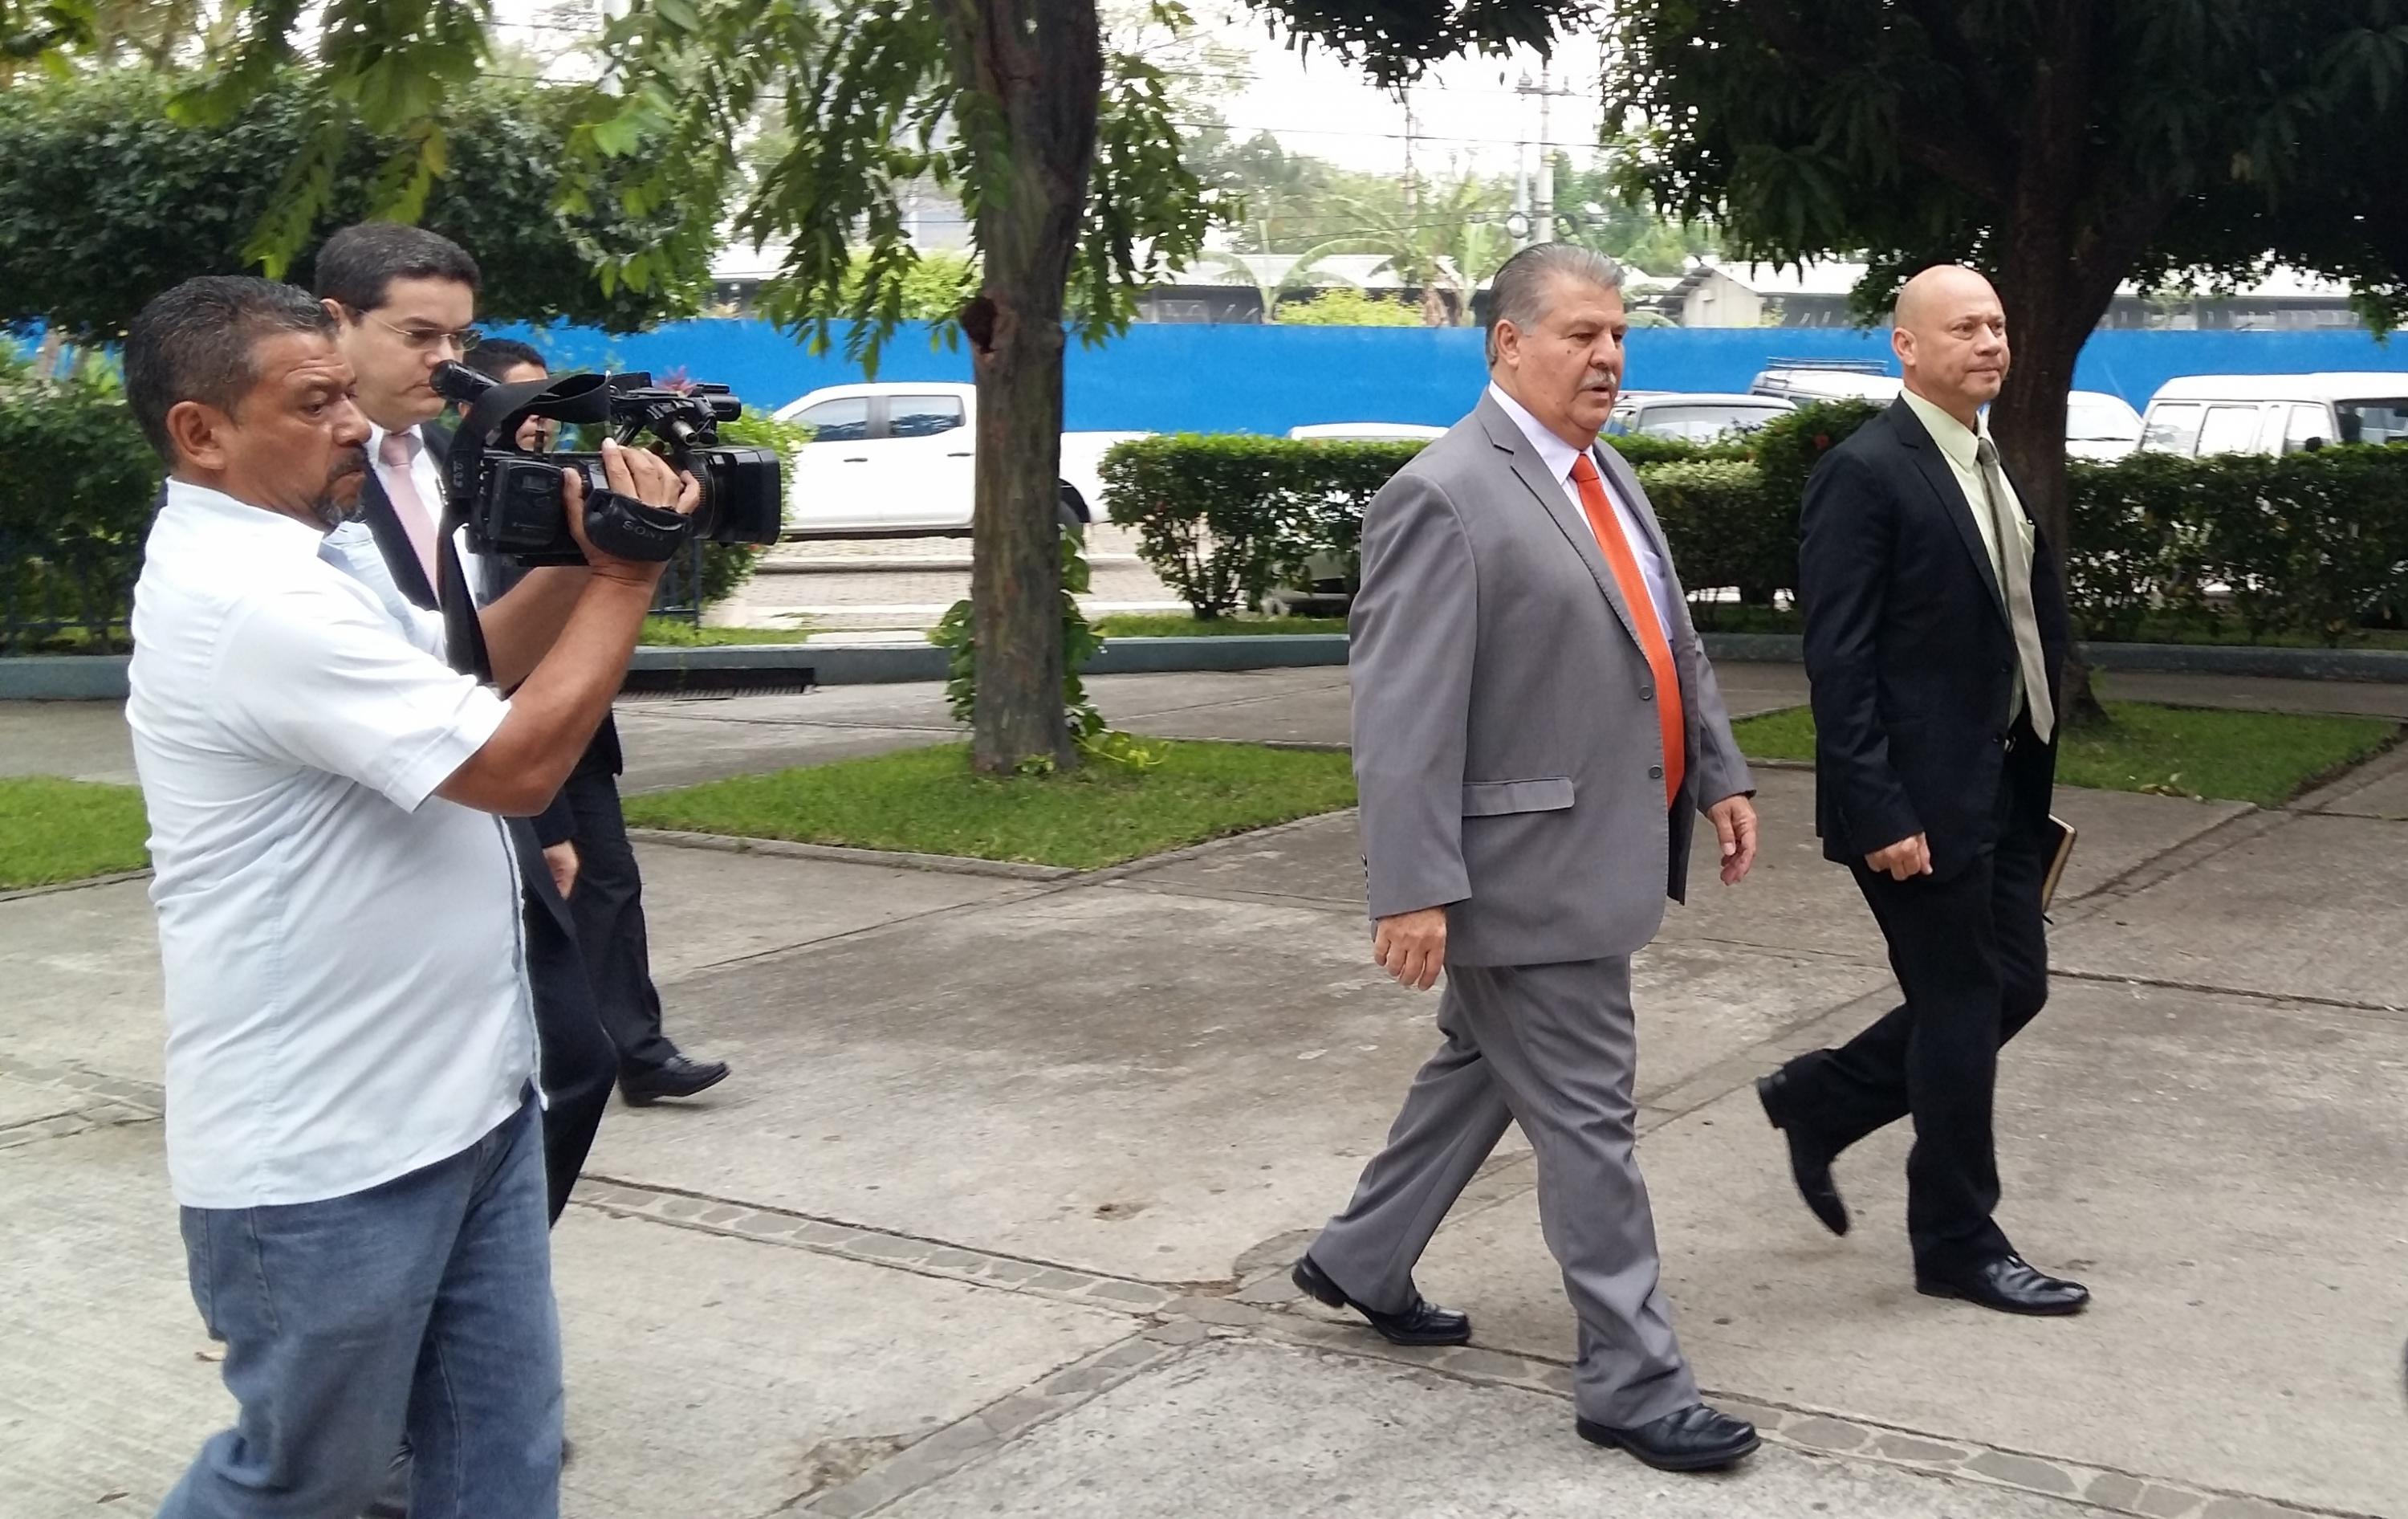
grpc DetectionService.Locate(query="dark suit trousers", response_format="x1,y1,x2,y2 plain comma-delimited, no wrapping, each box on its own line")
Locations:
1777,719,2052,1272
559,764,678,1074
515,825,617,1224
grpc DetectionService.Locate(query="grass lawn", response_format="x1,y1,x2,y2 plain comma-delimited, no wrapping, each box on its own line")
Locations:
639,617,812,646
1092,613,1350,639
0,777,150,889
1731,701,2396,808
621,739,1358,869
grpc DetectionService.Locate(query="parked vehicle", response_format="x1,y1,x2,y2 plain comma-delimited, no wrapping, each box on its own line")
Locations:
1606,391,1795,442
773,381,1147,537
1286,421,1448,442
2138,373,2408,457
2064,391,2146,462
1750,363,1902,404
1755,364,2143,458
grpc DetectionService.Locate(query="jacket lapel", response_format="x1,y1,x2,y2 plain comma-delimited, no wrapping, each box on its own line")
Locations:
1476,394,1645,654
1889,400,2007,625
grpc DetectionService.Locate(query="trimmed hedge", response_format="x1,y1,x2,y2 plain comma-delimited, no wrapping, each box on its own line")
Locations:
1103,408,2408,648
1100,401,1879,625
0,359,157,652
0,371,804,651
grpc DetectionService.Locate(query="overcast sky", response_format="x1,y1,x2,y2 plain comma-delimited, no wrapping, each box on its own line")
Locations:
489,0,1616,181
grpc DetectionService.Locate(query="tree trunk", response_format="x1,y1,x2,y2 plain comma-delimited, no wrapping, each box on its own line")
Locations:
1990,248,2113,727
938,0,1103,774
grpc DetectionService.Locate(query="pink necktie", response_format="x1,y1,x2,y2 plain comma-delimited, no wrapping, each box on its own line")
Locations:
377,430,441,590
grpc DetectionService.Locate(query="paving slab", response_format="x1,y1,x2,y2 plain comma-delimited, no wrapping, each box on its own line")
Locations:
2307,755,2408,819
1702,658,1812,720
552,1207,1135,1519
0,1122,237,1519
1113,810,1365,908
1405,978,2408,1518
630,843,1031,986
1120,687,1352,747
2054,812,2408,1007
0,1071,102,1130
583,886,1877,1285
877,1337,2103,1519
0,1118,1137,1519
0,878,166,1089
0,698,136,784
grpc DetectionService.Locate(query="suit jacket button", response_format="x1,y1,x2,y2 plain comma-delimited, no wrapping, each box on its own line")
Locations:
1648,765,1664,780
1640,686,1654,702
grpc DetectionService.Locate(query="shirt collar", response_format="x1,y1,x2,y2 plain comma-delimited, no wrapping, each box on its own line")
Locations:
368,423,417,466
1487,382,1590,487
161,477,329,558
1902,389,1987,470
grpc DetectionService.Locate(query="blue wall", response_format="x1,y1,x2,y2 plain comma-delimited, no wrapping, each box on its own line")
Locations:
492,318,2406,434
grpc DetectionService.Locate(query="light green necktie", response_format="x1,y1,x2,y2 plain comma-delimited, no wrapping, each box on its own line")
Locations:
1975,436,2055,743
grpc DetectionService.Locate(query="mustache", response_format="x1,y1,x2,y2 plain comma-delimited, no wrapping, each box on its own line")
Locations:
328,445,369,480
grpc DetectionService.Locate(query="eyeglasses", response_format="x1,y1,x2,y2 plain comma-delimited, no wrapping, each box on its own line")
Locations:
362,311,482,354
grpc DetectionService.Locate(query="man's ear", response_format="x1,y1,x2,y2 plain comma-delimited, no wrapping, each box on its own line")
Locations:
320,297,350,328
1891,325,1915,369
165,399,232,474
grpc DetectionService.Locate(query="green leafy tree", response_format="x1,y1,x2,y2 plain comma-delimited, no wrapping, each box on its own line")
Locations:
114,0,1588,772
1605,0,2408,713
1275,287,1423,326
0,68,708,338
1198,243,1365,322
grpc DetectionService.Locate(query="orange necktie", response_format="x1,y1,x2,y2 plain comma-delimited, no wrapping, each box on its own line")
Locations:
1570,452,1685,806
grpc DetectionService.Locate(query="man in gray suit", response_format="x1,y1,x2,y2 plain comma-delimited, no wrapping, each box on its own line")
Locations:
1291,243,1763,1473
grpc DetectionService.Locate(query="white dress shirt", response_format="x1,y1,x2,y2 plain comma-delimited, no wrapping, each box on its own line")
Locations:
128,480,536,1209
1487,383,1678,638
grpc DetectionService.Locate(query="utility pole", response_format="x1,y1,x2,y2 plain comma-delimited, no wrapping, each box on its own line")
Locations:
1534,63,1556,242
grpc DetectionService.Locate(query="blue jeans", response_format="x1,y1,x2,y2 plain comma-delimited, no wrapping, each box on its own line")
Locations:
158,1097,562,1518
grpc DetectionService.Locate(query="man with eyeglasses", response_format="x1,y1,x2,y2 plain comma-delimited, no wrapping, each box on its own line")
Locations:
314,223,620,1240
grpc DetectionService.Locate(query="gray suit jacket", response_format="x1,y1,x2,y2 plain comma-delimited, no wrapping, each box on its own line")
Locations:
1351,392,1754,967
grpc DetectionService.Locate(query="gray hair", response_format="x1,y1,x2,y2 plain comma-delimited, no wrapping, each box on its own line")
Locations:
125,276,336,463
1485,243,1625,364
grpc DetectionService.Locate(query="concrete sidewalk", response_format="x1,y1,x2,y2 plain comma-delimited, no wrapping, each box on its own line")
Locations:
4,668,2406,1518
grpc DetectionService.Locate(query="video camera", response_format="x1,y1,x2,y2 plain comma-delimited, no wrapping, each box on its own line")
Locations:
433,360,783,566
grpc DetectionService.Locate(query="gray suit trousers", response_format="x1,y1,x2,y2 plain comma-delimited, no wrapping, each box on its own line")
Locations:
1309,957,1697,1427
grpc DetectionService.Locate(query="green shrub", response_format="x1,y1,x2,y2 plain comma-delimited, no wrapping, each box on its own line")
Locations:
0,356,158,653
1751,399,1885,506
649,406,808,613
1102,434,1421,618
1633,459,1789,618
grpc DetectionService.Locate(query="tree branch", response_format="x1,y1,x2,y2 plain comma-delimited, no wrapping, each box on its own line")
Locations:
1728,0,2012,206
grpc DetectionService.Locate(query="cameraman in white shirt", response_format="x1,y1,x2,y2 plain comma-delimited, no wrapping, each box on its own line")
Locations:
124,275,695,1519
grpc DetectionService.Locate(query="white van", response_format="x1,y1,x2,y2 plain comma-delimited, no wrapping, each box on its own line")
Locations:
2138,373,2408,457
773,381,1147,537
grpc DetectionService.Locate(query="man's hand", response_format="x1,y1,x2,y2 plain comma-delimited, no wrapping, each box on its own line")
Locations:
1707,795,1759,886
1373,906,1448,992
1865,833,1934,881
543,841,580,899
563,438,702,584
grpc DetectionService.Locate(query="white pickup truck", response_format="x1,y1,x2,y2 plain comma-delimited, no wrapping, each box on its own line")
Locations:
773,381,1147,538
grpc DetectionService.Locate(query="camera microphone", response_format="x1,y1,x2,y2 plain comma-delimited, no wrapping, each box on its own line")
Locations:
432,360,496,403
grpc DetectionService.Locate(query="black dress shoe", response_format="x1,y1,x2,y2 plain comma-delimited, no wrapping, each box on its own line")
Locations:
1916,1253,2089,1316
1757,1072,1849,1236
1290,1254,1471,1346
620,1055,730,1106
1577,1403,1760,1472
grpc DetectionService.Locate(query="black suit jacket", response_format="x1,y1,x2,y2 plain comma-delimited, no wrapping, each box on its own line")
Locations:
1797,399,2072,880
356,425,586,925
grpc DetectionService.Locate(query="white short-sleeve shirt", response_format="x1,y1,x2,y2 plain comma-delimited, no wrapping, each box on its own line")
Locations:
128,480,537,1209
